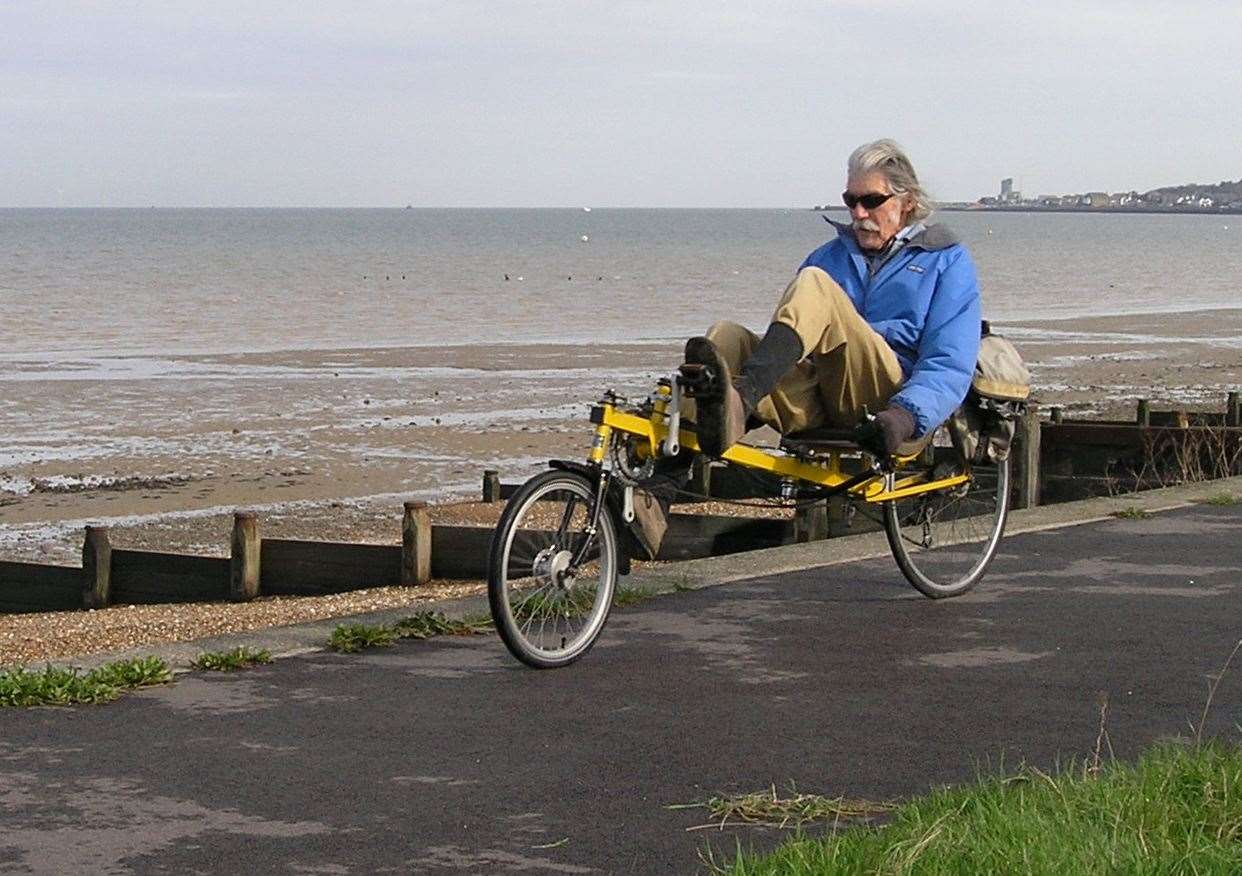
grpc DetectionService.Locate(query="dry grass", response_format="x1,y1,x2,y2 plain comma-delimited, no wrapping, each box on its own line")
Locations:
670,785,894,831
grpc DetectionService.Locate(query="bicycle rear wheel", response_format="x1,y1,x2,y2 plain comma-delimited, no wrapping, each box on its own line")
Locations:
488,469,619,668
883,452,1010,598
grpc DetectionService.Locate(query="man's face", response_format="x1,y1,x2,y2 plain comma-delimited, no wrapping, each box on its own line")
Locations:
844,170,910,251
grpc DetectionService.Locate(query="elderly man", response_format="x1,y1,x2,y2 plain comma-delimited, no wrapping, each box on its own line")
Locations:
688,138,982,458
629,139,981,558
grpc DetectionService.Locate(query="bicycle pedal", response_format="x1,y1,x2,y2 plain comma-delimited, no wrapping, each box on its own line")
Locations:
677,363,716,396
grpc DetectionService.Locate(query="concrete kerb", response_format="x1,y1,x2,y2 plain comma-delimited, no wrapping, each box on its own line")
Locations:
39,474,1242,674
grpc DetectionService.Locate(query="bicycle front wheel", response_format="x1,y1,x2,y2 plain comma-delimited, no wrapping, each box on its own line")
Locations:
883,454,1011,598
488,470,619,668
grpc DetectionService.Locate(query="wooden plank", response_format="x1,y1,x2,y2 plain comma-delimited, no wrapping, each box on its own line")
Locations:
431,526,493,579
657,513,792,560
0,561,83,613
110,550,230,604
707,465,784,500
1044,423,1242,450
260,539,401,595
431,510,798,577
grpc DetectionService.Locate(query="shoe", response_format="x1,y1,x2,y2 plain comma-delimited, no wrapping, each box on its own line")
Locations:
683,336,748,457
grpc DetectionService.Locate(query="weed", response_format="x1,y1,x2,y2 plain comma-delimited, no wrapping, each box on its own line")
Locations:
1203,491,1239,506
1111,506,1152,520
88,656,171,688
0,656,171,708
191,647,273,672
393,612,490,639
613,585,659,607
329,623,397,653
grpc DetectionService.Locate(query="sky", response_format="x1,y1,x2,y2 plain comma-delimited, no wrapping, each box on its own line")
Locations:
2,1,1240,207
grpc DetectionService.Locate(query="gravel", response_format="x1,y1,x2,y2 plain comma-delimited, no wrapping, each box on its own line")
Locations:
1,580,486,667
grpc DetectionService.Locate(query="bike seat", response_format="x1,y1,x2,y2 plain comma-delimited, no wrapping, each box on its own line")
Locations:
779,425,933,458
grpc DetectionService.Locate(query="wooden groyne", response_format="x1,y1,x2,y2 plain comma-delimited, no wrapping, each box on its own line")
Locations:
1,393,1238,615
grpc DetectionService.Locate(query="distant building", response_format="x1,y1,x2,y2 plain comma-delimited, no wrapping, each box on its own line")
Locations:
1000,178,1013,201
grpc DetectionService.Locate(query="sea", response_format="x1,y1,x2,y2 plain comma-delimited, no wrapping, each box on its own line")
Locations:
3,207,1241,359
1,208,1240,545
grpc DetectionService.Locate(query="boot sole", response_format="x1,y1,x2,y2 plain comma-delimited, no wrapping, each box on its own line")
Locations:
683,337,729,456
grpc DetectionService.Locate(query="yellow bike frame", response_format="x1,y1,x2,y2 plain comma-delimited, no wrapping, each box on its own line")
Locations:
588,390,970,504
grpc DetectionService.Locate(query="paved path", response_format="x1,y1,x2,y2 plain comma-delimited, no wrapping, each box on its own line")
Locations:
2,502,1240,873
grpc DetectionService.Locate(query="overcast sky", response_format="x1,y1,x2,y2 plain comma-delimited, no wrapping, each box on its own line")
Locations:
2,1,1239,207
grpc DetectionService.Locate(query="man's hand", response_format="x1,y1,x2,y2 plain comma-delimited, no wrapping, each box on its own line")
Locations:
855,404,917,457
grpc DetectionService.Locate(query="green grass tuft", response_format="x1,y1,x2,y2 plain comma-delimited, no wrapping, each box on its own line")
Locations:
0,656,171,707
393,611,490,639
328,623,397,653
1203,491,1239,506
191,646,273,672
715,742,1242,874
1111,506,1153,520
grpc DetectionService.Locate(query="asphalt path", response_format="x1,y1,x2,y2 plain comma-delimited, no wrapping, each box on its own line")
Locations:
2,503,1240,874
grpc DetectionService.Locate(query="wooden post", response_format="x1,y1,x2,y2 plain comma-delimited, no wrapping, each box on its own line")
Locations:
826,494,850,538
1012,405,1041,510
1136,398,1150,427
230,512,261,601
794,501,829,543
482,470,501,503
1050,406,1063,424
1227,391,1241,428
82,525,112,609
689,455,712,498
402,501,432,586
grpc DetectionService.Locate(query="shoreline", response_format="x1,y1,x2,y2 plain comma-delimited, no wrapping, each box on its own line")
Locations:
2,308,1239,567
3,305,1242,363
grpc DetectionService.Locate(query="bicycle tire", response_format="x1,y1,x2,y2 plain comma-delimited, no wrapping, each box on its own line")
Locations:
883,453,1011,599
488,469,619,668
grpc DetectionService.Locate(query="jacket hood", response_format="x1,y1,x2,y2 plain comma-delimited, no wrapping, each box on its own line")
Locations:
823,216,959,251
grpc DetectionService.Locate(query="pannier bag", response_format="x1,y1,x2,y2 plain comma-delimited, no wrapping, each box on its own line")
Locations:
948,327,1031,464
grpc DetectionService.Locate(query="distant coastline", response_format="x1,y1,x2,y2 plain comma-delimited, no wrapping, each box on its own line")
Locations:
813,204,1242,217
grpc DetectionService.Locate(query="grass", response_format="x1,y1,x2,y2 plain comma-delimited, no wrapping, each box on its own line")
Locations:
392,611,491,639
1111,505,1153,520
191,646,273,672
328,622,398,653
715,642,1242,874
0,656,171,707
671,785,893,831
711,742,1242,874
1202,491,1239,506
329,611,491,652
330,585,664,652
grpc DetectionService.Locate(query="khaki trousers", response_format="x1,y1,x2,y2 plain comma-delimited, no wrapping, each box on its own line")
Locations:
704,266,904,435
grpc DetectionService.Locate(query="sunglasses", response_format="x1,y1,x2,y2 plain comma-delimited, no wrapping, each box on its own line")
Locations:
842,191,896,210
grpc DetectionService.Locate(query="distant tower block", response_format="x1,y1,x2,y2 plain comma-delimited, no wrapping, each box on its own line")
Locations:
1000,178,1014,202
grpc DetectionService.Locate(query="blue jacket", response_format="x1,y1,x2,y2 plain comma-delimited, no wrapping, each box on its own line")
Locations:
798,221,982,437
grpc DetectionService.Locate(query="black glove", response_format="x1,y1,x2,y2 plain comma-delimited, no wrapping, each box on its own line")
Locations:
855,404,917,456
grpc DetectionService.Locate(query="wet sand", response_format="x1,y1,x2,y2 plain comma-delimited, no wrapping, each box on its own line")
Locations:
1,309,1240,567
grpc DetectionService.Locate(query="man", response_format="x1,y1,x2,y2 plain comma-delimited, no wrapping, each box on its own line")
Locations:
631,139,982,557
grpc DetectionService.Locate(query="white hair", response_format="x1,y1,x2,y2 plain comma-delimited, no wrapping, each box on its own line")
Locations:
847,139,933,222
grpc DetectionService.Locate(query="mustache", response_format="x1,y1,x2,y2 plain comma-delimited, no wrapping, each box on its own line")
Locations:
853,219,881,232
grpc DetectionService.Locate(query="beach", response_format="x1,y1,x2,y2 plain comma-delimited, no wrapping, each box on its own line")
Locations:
3,208,1240,663
2,306,1240,569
